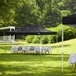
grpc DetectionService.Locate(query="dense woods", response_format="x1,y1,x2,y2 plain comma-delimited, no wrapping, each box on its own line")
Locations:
0,0,76,27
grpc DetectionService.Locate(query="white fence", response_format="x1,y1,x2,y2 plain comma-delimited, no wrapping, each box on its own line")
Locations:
0,36,15,43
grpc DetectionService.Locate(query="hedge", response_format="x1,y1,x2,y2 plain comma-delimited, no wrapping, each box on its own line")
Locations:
25,24,76,44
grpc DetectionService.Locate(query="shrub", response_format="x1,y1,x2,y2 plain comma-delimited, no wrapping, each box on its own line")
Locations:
47,35,51,43
47,35,56,43
46,24,76,43
32,36,40,43
64,27,76,40
41,35,48,44
25,35,34,43
25,24,76,44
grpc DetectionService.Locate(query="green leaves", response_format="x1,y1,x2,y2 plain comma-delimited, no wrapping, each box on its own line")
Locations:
0,0,20,27
58,0,76,15
15,0,41,26
0,0,76,28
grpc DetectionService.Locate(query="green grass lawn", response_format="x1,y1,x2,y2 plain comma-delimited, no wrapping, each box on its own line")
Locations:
0,38,76,76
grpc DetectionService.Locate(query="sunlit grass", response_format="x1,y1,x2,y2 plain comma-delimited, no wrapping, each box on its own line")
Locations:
0,38,76,76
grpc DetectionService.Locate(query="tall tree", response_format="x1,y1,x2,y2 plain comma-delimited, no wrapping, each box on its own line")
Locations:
0,0,23,27
36,0,61,27
58,0,76,16
15,0,41,26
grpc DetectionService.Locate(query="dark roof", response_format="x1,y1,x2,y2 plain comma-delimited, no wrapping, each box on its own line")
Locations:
62,14,76,28
6,24,57,35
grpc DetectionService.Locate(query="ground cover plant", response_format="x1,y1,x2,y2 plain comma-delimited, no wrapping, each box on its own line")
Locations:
0,38,76,76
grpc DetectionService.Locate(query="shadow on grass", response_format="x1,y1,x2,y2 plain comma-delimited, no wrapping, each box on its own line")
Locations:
0,46,11,51
0,53,75,76
0,53,69,62
0,64,60,76
0,63,76,76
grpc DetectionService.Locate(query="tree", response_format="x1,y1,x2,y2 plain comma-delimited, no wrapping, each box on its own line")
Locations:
40,0,61,27
58,0,76,16
0,0,22,27
0,0,75,28
15,0,41,26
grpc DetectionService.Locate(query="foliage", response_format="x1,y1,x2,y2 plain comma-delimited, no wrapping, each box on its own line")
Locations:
0,0,76,43
25,24,76,44
25,35,34,43
32,35,40,43
61,10,71,17
0,0,22,27
58,0,76,16
36,0,61,27
47,24,76,42
15,0,41,26
0,0,76,27
43,0,61,27
41,35,48,44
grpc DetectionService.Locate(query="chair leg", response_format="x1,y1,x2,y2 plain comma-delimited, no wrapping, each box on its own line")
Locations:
48,51,49,54
11,51,12,54
68,65,71,70
14,51,15,53
17,51,18,53
24,51,25,53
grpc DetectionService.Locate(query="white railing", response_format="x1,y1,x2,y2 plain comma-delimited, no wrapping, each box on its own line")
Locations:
0,36,15,43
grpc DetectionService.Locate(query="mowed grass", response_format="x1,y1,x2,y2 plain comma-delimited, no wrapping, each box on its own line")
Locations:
0,38,76,76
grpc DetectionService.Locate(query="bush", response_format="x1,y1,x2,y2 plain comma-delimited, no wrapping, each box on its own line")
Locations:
47,35,51,43
41,35,48,44
25,24,76,44
64,27,76,40
47,35,56,43
32,36,40,43
46,24,76,43
25,35,34,43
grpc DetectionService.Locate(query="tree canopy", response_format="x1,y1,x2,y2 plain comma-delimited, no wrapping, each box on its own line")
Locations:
0,0,76,27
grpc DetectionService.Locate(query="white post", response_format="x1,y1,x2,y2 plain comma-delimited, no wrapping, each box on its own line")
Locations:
56,27,58,54
56,35,58,54
13,27,15,42
62,24,64,73
10,28,11,42
4,37,6,53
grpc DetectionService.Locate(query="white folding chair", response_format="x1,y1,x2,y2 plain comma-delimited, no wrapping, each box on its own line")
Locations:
11,46,19,53
45,47,52,54
34,46,42,54
30,47,35,53
22,46,28,53
41,46,47,54
25,46,31,53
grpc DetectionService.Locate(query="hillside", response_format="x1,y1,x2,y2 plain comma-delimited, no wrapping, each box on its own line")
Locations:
51,38,76,54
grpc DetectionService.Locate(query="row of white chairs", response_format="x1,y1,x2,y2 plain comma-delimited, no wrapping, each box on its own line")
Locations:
11,46,52,54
